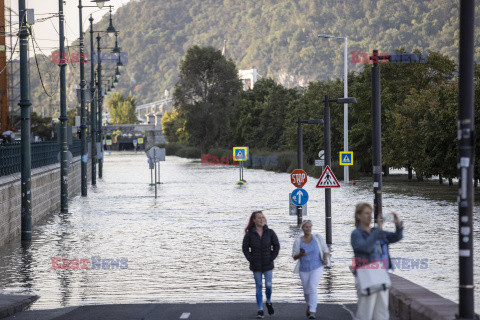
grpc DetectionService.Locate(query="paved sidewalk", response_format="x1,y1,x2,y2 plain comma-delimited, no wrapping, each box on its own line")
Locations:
0,294,38,319
4,302,362,320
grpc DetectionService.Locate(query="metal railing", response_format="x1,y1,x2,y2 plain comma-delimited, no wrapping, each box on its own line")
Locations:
0,139,85,177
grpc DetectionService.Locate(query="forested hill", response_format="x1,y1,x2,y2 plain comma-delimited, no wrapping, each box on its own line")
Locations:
30,0,480,111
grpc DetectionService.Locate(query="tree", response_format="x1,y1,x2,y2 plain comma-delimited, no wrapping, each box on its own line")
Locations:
161,109,189,144
107,92,137,124
174,45,242,153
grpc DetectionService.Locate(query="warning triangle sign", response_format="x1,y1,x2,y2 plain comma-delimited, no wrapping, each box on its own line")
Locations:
316,165,340,188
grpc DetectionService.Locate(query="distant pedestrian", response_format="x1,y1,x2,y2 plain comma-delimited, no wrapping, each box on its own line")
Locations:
351,202,403,320
292,220,329,319
242,211,280,319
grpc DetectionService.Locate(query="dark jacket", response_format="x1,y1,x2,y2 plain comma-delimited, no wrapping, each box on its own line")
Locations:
242,225,280,272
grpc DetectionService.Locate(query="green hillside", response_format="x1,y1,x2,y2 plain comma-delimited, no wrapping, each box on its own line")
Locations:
30,0,480,113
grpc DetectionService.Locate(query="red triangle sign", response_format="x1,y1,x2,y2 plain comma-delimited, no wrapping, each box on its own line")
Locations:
316,165,340,188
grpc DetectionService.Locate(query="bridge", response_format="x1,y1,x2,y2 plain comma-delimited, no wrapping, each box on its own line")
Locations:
135,97,174,122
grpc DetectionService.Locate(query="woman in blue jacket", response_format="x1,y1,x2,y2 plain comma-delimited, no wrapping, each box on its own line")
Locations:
351,202,403,320
242,211,280,319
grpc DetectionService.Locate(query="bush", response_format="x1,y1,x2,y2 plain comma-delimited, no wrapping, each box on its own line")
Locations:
156,142,182,155
177,146,201,158
276,151,297,172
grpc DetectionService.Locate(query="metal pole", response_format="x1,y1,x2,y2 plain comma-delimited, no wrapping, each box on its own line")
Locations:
458,0,475,318
96,34,103,179
154,149,157,198
78,0,87,196
59,0,69,213
343,37,349,183
371,50,382,225
19,0,31,240
89,16,96,186
296,118,303,226
324,96,332,244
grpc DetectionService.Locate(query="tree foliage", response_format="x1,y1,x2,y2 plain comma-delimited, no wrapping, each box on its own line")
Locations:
173,46,242,153
107,92,137,124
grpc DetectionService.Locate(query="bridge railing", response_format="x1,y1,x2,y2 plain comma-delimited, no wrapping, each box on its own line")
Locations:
0,139,85,177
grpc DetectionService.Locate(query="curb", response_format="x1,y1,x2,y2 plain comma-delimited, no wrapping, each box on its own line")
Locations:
0,295,39,319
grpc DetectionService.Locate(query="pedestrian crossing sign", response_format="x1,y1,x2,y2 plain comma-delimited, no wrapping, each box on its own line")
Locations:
316,166,340,188
233,147,249,161
138,138,144,145
339,151,353,166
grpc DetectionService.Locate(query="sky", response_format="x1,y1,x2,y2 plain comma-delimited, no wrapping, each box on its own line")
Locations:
6,0,134,55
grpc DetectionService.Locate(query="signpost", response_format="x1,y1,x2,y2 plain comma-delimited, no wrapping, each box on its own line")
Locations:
291,169,307,188
289,195,307,216
233,146,248,184
291,188,309,206
316,165,340,188
339,151,353,166
290,169,309,224
146,147,166,198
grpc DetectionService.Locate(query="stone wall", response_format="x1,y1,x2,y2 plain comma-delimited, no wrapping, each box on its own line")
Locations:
0,157,91,247
389,273,478,320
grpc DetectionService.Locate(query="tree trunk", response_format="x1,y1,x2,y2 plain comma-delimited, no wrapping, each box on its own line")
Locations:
416,174,423,181
439,174,443,184
448,178,453,186
383,165,389,176
201,137,206,155
407,164,413,180
475,179,478,188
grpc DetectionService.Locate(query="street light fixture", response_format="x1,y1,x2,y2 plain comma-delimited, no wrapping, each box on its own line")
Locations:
106,7,116,37
116,55,124,70
318,33,350,183
112,34,121,57
91,0,109,9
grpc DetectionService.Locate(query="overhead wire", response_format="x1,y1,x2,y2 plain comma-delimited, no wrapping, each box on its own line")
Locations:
30,28,59,98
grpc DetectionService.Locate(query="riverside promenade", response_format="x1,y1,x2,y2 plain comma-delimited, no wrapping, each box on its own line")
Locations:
0,274,470,320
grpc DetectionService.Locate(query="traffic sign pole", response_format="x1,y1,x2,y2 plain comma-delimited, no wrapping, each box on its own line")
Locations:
324,95,332,244
297,119,303,225
154,148,157,199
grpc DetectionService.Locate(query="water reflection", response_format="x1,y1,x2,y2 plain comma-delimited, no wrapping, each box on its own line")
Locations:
0,152,477,312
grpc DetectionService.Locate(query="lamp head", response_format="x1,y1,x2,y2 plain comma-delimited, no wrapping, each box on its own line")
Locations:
106,7,116,37
336,97,357,104
318,34,334,38
91,0,109,9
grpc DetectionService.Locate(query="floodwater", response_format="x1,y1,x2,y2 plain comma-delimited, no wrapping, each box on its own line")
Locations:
0,152,478,311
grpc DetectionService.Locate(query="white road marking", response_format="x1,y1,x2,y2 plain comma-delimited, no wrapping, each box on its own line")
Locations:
179,312,191,319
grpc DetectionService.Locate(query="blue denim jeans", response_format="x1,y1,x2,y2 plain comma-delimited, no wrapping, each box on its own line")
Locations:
253,270,272,310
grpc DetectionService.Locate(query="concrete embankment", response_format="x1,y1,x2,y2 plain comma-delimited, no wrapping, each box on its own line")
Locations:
389,273,473,320
0,157,91,247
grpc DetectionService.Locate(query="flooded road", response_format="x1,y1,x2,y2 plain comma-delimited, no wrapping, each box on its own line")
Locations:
0,152,478,311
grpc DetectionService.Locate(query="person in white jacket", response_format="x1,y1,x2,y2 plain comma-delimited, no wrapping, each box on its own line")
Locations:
292,220,329,319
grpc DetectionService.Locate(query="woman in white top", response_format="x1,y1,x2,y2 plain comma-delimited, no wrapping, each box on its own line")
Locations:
292,220,329,319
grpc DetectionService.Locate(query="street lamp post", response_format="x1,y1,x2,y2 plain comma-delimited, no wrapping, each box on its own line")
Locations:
322,96,356,244
458,1,475,318
19,0,32,240
78,0,111,193
318,34,349,183
97,33,104,178
78,0,88,196
59,0,69,213
89,16,97,186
